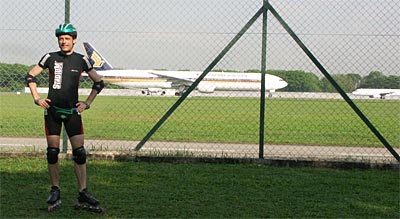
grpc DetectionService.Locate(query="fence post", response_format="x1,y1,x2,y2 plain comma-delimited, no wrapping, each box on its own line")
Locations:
62,0,70,153
65,0,70,23
259,0,269,159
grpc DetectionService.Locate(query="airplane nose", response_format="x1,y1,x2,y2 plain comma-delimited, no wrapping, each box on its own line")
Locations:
280,81,288,89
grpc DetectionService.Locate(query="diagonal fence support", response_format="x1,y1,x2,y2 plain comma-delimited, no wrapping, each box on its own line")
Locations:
135,1,399,162
265,2,400,161
134,6,267,151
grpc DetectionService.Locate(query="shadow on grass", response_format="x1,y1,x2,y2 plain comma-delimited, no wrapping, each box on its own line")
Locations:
1,157,399,218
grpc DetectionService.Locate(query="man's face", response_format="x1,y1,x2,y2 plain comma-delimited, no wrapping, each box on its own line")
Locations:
58,34,76,54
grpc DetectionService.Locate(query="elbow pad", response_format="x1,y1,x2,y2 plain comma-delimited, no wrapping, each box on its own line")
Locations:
92,80,105,94
25,73,37,87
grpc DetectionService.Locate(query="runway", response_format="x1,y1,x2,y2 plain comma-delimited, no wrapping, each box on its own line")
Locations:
24,87,400,100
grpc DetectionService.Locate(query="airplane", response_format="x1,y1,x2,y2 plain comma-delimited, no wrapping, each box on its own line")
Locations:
352,88,400,99
82,42,288,96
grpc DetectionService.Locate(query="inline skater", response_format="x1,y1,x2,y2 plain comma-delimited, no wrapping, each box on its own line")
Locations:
25,23,104,213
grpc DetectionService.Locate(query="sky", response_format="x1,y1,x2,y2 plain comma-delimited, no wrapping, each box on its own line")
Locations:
1,0,399,76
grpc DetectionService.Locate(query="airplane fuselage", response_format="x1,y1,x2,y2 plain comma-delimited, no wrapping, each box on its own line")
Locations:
97,70,288,93
352,88,400,99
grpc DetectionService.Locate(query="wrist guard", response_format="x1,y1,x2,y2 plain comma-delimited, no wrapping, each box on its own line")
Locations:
92,80,105,94
34,98,42,106
82,101,90,110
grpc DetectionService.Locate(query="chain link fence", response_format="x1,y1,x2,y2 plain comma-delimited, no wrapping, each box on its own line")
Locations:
1,0,399,164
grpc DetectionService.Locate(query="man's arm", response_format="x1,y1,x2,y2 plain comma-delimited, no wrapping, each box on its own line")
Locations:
75,69,104,113
26,65,51,109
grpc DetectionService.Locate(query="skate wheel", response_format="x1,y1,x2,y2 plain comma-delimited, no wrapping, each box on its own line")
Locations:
88,205,104,214
95,207,105,214
47,200,62,212
98,207,105,214
74,203,83,210
74,203,104,214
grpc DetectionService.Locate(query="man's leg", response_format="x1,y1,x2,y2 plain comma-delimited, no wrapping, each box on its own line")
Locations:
70,134,101,208
70,134,87,191
66,113,100,208
46,135,61,188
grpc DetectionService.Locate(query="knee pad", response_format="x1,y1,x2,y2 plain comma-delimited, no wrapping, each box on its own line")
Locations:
73,146,86,165
46,147,60,164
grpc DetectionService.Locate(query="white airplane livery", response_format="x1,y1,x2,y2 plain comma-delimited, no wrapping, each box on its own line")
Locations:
352,88,400,99
82,42,288,96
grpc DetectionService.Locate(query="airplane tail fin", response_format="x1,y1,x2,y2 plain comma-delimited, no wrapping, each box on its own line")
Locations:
82,42,113,70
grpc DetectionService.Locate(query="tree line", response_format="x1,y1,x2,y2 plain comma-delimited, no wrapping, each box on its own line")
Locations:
0,63,94,92
0,63,398,92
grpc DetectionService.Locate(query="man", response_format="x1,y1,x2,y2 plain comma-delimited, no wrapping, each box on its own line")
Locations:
25,23,104,211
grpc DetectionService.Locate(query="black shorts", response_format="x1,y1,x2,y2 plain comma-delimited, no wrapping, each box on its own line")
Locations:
44,107,84,137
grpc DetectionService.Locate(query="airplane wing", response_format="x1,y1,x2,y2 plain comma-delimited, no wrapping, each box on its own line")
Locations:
149,71,194,86
378,92,394,99
379,92,393,96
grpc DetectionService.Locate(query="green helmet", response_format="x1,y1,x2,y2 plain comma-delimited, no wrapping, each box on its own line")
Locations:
55,23,77,39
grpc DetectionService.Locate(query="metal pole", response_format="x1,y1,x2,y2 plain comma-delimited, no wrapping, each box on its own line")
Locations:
65,0,70,23
259,0,268,159
62,0,70,153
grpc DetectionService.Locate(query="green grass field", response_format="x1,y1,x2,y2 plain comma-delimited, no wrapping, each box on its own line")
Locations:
0,93,399,147
0,157,398,218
